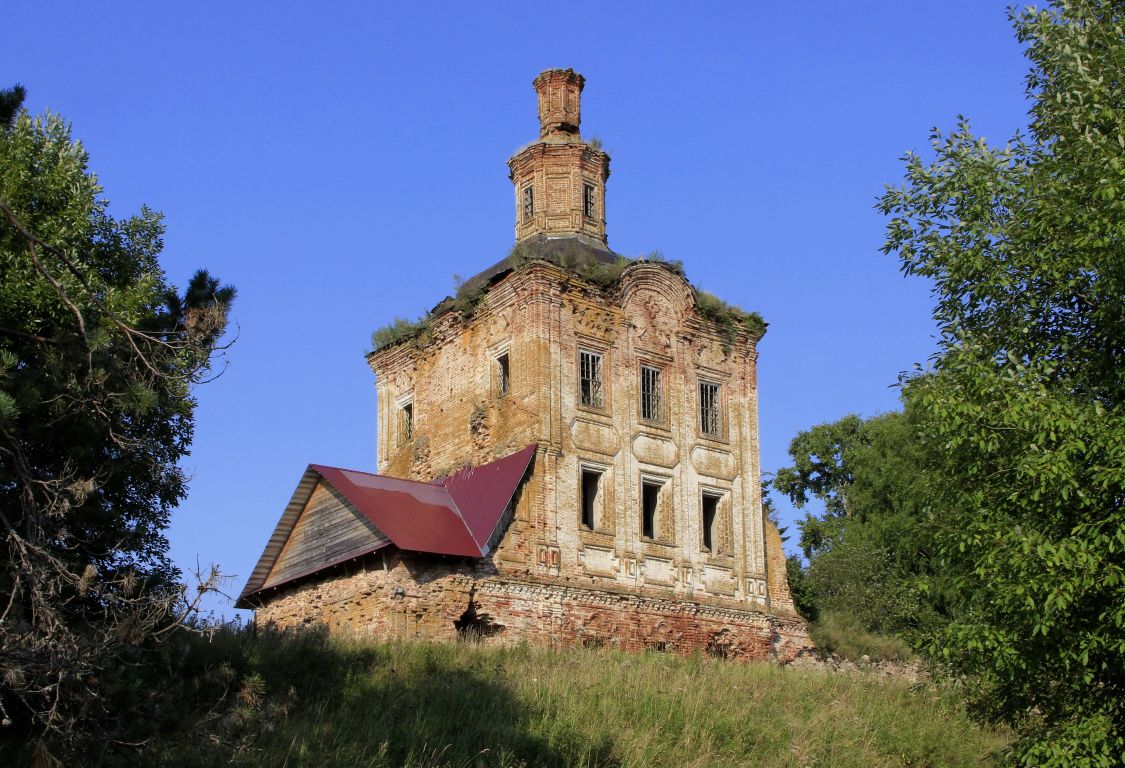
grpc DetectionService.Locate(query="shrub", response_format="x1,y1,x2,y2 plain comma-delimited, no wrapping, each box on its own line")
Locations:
809,610,915,663
370,315,431,352
692,288,766,338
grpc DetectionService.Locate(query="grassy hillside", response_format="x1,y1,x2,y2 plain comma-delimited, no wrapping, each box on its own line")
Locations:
139,629,1007,767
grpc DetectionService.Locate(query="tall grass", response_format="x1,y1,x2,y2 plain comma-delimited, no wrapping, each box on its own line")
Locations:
136,628,1005,767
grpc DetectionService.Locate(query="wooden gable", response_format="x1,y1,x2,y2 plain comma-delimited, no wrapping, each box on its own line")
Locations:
262,481,390,590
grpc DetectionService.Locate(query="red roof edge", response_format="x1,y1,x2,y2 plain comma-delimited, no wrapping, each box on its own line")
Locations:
236,445,538,608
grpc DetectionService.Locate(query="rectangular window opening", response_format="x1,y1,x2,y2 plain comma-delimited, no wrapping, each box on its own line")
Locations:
699,381,721,436
640,365,663,423
579,350,604,408
496,352,510,396
580,468,602,530
702,493,720,553
583,184,596,218
522,186,534,222
642,480,662,540
400,402,413,443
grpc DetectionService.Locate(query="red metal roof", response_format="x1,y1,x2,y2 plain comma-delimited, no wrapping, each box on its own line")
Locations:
443,444,538,548
311,468,483,557
237,444,536,606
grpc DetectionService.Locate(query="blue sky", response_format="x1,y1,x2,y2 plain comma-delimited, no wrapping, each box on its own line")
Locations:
5,1,1031,617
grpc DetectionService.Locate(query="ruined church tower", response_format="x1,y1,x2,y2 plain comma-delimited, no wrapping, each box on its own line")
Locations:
239,70,811,661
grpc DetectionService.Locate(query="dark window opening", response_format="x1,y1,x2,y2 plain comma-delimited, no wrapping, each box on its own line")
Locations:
702,493,720,553
642,480,662,540
522,186,534,222
641,365,663,422
581,468,602,530
454,591,503,640
496,353,510,395
583,183,596,217
580,350,604,408
401,402,413,442
700,381,721,436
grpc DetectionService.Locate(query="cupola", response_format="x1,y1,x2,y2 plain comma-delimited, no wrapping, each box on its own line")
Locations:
508,69,611,245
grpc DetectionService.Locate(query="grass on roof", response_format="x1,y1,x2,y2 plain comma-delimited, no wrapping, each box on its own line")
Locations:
370,248,765,354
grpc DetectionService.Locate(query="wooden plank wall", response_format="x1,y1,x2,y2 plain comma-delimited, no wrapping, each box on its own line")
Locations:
264,482,389,589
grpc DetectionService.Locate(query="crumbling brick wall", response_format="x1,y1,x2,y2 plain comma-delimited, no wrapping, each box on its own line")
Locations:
764,518,797,615
254,550,811,662
354,258,813,653
369,262,780,610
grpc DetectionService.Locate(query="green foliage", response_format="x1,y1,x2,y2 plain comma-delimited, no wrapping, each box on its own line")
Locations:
785,554,818,621
74,628,1006,767
371,315,432,352
0,84,25,128
807,520,941,637
807,611,916,664
373,244,763,353
879,1,1125,762
775,414,866,523
692,287,766,339
775,411,943,637
0,107,234,758
556,247,631,287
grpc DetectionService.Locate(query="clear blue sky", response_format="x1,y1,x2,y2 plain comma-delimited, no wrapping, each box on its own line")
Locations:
5,1,1030,618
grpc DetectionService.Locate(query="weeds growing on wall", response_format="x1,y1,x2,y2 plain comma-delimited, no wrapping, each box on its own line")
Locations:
370,315,433,352
693,288,767,339
370,247,764,354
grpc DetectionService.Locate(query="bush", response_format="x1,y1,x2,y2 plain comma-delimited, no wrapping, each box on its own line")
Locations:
809,611,915,663
692,288,766,338
371,315,431,352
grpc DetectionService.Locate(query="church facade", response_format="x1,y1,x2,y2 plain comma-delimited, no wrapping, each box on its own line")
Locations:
237,70,811,661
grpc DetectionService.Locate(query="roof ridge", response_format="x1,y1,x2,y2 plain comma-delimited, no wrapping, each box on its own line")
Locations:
435,467,482,552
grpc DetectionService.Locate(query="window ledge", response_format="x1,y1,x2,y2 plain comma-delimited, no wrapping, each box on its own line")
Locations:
576,403,611,419
695,431,731,446
637,418,671,434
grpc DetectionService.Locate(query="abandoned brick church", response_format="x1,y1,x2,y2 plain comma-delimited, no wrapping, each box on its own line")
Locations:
237,69,812,661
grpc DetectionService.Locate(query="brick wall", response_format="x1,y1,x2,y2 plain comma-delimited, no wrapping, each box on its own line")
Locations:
343,258,812,654
255,550,811,662
368,261,784,610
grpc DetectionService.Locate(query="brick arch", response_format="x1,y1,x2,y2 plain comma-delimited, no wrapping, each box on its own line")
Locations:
619,263,693,322
619,265,694,356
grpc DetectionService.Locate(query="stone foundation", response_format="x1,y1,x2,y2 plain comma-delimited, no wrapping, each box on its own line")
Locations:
253,552,812,662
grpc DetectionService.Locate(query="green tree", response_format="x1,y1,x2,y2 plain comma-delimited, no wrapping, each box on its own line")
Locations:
879,1,1124,763
0,98,235,758
774,410,940,635
0,85,25,128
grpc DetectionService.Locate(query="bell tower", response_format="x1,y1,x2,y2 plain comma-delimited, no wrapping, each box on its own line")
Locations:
507,69,611,245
